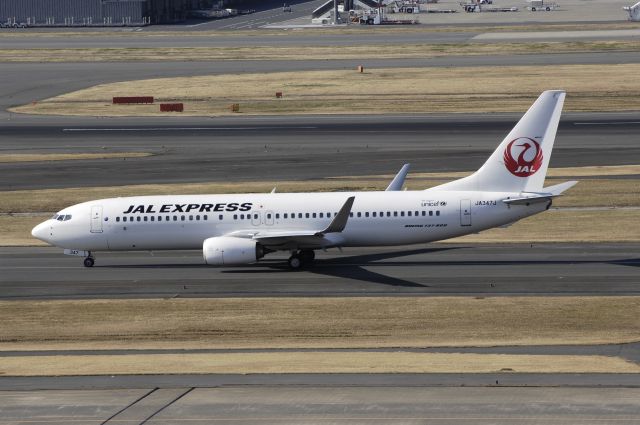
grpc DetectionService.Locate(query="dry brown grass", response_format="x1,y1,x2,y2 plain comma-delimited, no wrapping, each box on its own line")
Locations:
12,64,640,117
1,41,638,63
1,172,638,214
1,297,638,351
0,152,151,163
1,352,637,376
446,209,640,243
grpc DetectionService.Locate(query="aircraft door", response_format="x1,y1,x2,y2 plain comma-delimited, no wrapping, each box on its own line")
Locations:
251,212,261,226
90,205,103,233
460,199,472,226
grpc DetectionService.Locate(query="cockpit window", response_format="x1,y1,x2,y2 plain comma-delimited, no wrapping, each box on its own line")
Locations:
57,215,64,221
64,215,72,221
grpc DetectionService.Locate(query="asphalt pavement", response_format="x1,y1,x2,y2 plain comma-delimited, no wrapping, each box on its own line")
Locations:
1,113,639,190
2,243,638,299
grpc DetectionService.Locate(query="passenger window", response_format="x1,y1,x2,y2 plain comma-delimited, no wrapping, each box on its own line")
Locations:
284,213,288,219
298,213,302,218
204,215,208,221
429,211,433,216
357,212,361,217
219,215,223,220
436,211,440,216
408,211,412,217
276,213,280,219
267,214,272,219
196,215,200,221
305,213,310,218
422,211,426,216
234,214,238,220
372,212,376,217
312,213,316,218
189,215,193,221
387,212,391,217
137,217,141,222
158,216,162,222
349,212,353,217
365,212,369,217
415,211,419,216
144,216,148,222
173,216,177,221
181,216,185,221
116,217,120,222
151,216,155,221
401,212,405,217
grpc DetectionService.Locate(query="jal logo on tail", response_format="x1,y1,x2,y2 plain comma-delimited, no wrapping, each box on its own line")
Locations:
503,137,543,177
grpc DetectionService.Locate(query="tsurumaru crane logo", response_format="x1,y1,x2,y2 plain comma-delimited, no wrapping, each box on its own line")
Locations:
503,137,543,177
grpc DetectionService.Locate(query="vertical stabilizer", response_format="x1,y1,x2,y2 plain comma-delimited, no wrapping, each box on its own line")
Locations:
432,90,565,193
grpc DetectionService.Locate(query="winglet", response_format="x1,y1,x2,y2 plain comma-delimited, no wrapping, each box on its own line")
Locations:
317,196,355,235
386,164,410,191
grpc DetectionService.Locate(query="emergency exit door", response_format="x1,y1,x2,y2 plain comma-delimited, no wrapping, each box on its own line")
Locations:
460,199,472,226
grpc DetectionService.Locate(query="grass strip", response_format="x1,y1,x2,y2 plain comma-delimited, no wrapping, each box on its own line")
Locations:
13,64,640,116
1,175,638,214
1,352,637,376
1,41,639,63
1,297,638,351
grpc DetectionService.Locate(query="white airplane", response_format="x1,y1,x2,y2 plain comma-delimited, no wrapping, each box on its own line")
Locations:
624,1,640,21
32,90,576,269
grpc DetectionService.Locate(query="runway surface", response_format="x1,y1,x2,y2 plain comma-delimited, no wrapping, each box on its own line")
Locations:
1,243,638,299
1,383,639,424
2,114,639,190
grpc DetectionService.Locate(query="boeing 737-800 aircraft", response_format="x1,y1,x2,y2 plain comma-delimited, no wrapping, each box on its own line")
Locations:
32,90,576,269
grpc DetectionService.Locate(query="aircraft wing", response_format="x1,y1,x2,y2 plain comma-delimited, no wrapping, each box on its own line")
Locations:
225,196,355,247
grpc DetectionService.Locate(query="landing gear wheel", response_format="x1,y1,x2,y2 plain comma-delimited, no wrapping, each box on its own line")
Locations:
83,257,95,268
288,255,302,270
300,250,315,262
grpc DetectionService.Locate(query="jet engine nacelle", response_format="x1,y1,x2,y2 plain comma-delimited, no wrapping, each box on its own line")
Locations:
203,236,265,265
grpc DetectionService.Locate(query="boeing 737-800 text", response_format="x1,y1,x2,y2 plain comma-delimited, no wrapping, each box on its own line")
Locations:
32,90,576,269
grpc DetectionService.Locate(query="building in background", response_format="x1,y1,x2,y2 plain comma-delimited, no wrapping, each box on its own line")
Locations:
0,0,192,26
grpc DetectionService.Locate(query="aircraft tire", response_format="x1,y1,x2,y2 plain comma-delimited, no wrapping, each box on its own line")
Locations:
288,255,302,270
83,257,95,268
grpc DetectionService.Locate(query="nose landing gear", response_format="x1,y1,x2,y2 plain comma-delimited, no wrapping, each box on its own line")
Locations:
287,250,315,270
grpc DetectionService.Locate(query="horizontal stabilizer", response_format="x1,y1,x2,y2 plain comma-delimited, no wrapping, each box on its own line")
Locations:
503,180,577,205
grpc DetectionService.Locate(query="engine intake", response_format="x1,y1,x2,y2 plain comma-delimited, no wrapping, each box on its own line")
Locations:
203,236,265,266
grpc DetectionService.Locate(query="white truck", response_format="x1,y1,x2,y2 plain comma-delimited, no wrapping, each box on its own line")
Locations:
526,0,559,11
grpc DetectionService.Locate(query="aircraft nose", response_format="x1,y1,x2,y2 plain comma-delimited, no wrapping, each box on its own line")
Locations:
31,221,51,243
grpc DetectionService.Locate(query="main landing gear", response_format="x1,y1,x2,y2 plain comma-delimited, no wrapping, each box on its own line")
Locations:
287,250,315,270
83,254,95,268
